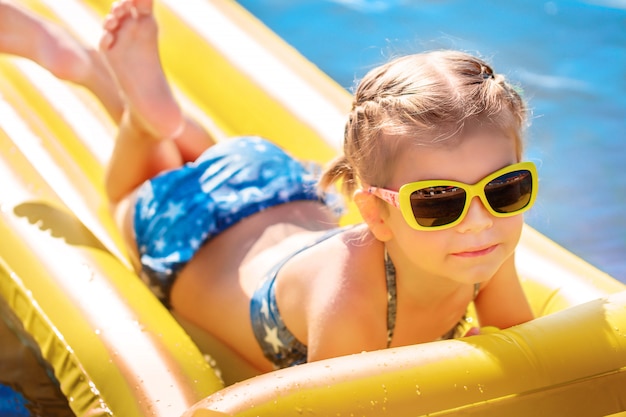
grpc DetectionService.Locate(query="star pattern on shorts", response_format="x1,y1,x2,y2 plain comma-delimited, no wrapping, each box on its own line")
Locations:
190,237,201,250
154,238,166,253
163,201,185,220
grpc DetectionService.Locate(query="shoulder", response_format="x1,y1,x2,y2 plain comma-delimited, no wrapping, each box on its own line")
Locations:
279,225,377,284
278,227,378,307
280,228,390,360
292,226,384,299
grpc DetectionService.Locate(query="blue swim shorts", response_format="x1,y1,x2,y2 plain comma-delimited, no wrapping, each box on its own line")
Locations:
133,136,339,305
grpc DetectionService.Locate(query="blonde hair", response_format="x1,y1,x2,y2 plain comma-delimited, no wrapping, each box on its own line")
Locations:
319,50,527,197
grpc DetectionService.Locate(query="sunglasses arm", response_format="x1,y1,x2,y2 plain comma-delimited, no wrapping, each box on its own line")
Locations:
366,186,401,208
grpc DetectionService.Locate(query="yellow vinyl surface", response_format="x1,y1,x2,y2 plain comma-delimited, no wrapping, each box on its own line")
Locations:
1,1,624,416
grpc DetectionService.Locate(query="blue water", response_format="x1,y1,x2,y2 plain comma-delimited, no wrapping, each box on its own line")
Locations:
0,384,29,417
239,0,626,283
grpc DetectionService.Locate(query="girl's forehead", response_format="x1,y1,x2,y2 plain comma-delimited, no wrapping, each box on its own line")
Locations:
389,132,518,186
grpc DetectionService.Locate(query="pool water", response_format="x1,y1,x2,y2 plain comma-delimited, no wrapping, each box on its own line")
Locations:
238,0,626,282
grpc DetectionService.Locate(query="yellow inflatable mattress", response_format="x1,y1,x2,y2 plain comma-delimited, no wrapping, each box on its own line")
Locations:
1,1,624,416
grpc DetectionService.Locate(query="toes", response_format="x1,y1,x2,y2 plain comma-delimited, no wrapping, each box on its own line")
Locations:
99,31,114,51
102,14,119,32
100,13,120,51
102,0,130,31
133,0,154,16
101,0,136,50
113,1,133,19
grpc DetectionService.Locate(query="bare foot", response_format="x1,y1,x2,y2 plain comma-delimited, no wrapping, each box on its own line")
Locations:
0,1,123,121
99,0,183,140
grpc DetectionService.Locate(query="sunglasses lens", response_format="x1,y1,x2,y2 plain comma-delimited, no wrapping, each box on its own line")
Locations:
409,186,467,227
485,169,533,213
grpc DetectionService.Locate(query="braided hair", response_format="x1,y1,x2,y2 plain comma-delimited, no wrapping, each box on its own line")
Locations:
319,50,527,197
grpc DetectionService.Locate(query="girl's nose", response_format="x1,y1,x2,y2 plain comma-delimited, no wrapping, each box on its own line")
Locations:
456,197,493,234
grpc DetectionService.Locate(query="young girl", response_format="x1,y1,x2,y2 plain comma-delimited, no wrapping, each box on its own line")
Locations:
100,0,535,372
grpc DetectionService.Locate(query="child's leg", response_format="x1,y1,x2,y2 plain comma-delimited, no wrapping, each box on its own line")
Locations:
0,0,123,121
100,0,215,204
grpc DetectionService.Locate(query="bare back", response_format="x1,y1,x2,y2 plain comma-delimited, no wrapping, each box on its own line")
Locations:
167,201,338,371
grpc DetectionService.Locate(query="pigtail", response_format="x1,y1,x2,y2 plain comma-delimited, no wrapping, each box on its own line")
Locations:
319,154,356,197
319,102,365,197
478,61,525,120
476,60,528,159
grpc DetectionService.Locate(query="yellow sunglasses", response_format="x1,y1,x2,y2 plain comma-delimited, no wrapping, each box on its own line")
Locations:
367,161,538,231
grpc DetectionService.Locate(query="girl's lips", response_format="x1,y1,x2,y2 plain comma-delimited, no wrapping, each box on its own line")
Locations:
452,244,498,258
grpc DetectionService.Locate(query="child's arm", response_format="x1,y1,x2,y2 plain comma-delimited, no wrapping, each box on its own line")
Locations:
473,253,534,329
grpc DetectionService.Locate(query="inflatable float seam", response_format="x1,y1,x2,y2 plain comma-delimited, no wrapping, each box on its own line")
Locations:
0,257,113,417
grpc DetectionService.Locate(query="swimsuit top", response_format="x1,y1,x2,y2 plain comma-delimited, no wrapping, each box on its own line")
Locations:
383,247,481,345
251,227,481,368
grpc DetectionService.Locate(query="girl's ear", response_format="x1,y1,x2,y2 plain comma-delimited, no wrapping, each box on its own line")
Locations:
353,189,393,242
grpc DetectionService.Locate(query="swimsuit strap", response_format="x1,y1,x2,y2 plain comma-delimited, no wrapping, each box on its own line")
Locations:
383,248,482,347
384,246,397,348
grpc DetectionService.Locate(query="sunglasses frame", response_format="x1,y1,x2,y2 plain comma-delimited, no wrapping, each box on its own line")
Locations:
367,161,538,231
